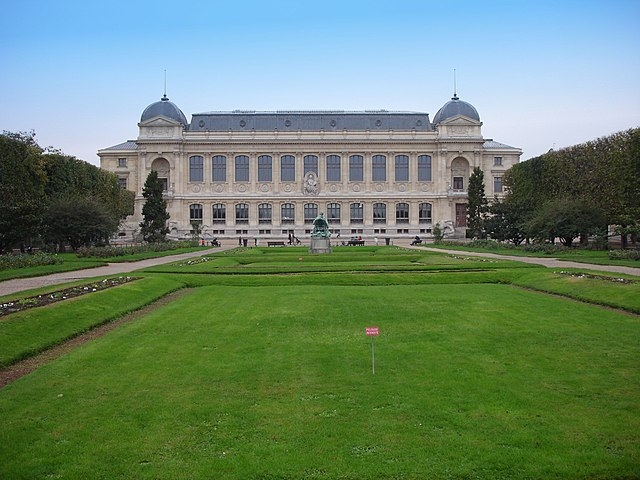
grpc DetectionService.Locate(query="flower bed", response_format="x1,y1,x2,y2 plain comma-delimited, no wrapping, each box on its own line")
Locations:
0,276,138,317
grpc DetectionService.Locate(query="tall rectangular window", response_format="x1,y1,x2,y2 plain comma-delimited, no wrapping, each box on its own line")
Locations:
117,177,127,189
258,203,272,224
494,176,503,193
350,203,363,223
372,155,386,181
453,176,464,190
189,204,203,224
235,203,249,224
304,155,318,176
418,155,432,181
281,203,295,224
281,155,295,182
212,155,227,182
327,203,341,224
349,155,363,182
373,203,386,223
258,155,272,182
189,155,204,182
419,203,432,223
395,155,409,182
212,203,226,223
304,203,318,224
326,155,341,182
235,155,249,182
396,203,409,223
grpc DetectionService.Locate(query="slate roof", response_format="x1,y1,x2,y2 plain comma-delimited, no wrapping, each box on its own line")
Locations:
188,111,433,132
483,140,519,150
100,141,137,151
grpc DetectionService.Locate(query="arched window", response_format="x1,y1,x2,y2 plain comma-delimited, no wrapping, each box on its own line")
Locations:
235,203,249,224
304,203,318,224
189,156,204,182
190,203,203,224
372,155,386,182
281,155,295,182
418,155,432,181
419,203,432,223
349,155,363,182
212,203,226,224
235,155,249,182
258,155,272,182
326,155,341,182
281,203,295,224
212,155,226,182
258,203,272,224
373,202,386,223
395,155,409,182
327,203,341,224
451,157,469,191
396,203,409,224
151,158,170,191
350,203,363,224
304,155,318,176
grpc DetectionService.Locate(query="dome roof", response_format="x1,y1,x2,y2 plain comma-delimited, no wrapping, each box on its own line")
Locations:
140,95,188,125
432,95,480,124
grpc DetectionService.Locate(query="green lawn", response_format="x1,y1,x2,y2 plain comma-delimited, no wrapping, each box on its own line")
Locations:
0,248,639,479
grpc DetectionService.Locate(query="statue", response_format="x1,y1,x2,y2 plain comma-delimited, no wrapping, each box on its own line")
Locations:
303,172,319,195
311,212,331,238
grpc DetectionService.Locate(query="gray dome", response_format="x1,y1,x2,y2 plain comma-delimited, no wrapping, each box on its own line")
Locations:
140,95,188,125
432,95,480,124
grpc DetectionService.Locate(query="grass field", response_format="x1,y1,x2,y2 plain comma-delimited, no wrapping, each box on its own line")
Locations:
0,247,638,479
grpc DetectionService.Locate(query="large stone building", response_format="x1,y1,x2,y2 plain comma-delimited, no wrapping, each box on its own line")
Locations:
99,93,521,243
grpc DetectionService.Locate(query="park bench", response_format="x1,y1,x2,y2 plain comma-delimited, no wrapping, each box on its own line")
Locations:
347,240,365,246
267,241,286,247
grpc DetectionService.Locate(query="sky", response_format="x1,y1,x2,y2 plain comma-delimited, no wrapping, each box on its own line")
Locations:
1,0,639,166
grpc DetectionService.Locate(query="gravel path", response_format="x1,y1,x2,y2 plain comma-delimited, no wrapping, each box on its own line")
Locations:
406,245,640,277
0,246,232,297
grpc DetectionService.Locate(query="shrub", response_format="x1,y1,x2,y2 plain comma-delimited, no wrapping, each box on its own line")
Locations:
76,241,199,258
0,252,63,271
608,249,640,261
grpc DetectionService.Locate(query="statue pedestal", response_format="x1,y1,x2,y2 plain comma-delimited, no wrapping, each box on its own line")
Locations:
309,237,332,254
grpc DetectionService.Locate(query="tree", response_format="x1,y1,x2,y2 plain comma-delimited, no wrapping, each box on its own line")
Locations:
485,197,528,246
42,195,120,251
466,166,488,239
139,171,170,242
526,198,606,246
0,132,47,253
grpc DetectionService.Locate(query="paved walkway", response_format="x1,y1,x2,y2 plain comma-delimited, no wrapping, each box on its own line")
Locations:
2,243,639,297
406,245,640,277
0,246,234,297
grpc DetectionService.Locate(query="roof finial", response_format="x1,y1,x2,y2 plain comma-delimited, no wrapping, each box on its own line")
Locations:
161,69,169,101
452,68,459,100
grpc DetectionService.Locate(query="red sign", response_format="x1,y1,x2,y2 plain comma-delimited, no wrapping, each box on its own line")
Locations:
365,327,380,336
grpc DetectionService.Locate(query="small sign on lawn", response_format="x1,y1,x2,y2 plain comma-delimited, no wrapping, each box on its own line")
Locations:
365,327,380,374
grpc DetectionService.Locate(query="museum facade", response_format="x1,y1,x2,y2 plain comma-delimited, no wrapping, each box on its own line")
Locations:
98,94,521,243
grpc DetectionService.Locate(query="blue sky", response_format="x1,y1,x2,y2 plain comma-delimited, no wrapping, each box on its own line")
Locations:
1,0,639,165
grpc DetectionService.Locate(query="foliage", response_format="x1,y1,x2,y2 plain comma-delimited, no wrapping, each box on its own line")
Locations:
139,171,170,243
0,252,63,271
503,128,640,247
0,132,47,253
608,249,640,261
485,197,528,245
525,197,606,246
41,195,120,251
76,241,198,258
432,223,444,243
466,166,488,239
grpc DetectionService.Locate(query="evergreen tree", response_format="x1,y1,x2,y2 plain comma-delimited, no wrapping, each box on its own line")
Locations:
467,166,488,239
139,171,170,243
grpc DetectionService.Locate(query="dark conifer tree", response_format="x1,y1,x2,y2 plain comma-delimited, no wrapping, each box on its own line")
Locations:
139,171,170,243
